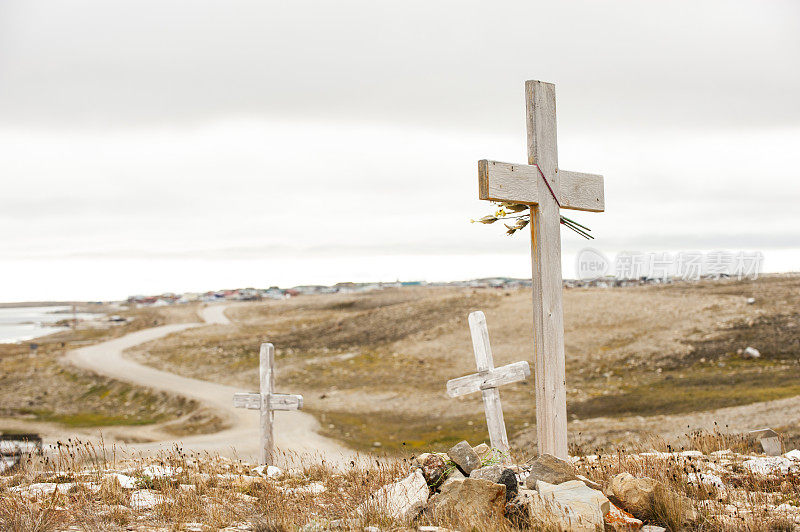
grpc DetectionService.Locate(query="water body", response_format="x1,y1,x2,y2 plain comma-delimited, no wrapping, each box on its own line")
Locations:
0,306,99,344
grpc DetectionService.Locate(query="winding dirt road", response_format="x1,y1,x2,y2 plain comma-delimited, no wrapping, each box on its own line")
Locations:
64,305,355,465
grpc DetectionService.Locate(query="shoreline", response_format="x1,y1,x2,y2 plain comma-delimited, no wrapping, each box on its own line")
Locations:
0,305,103,344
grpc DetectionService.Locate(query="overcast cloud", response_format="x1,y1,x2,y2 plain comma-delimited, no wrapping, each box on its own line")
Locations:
1,0,799,301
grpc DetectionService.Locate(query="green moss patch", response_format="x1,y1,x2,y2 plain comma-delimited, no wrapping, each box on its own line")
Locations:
570,363,800,419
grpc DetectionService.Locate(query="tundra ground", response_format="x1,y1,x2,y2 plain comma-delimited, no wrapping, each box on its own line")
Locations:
0,304,223,441
126,275,800,454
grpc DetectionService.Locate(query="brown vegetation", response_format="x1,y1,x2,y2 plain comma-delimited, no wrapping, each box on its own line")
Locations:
0,304,220,439
125,275,800,453
1,430,798,531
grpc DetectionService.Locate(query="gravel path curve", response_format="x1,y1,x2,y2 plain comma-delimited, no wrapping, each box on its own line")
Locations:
64,304,355,465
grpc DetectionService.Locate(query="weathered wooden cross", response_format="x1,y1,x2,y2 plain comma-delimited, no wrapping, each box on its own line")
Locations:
233,342,303,465
478,80,605,459
446,311,531,453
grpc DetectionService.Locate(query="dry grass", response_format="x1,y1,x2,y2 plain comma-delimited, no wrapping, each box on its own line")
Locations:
573,429,800,531
1,431,798,531
0,303,222,440
0,438,411,531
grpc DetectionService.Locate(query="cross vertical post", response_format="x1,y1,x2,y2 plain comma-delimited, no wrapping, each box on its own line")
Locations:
527,80,568,459
477,80,605,459
259,342,275,465
470,312,510,452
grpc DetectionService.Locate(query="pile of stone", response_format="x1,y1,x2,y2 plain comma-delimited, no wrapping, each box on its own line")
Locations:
5,439,798,530
357,440,675,531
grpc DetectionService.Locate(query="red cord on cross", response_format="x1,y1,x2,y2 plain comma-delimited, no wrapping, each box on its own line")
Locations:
535,164,561,208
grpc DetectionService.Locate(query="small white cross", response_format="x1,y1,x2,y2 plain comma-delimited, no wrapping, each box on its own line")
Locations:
446,311,531,452
233,342,303,465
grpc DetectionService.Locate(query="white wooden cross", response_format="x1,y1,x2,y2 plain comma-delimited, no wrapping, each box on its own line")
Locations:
446,311,531,453
233,342,303,465
478,80,605,459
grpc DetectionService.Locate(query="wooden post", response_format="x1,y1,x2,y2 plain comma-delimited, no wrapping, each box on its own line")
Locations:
259,342,275,465
526,81,569,459
233,342,303,465
477,80,605,459
446,311,531,452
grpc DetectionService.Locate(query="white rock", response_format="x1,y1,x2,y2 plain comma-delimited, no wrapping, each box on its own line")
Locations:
142,465,179,479
233,492,259,503
743,456,795,475
11,482,75,498
743,346,760,358
687,472,725,489
130,489,167,510
357,469,429,521
784,449,800,461
678,450,703,458
287,482,327,495
639,451,670,458
704,462,726,472
641,526,667,532
640,450,703,459
108,473,138,489
253,464,283,478
535,480,610,532
576,474,603,491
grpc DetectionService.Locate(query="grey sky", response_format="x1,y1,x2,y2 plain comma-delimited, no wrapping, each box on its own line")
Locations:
1,0,799,300
2,1,799,129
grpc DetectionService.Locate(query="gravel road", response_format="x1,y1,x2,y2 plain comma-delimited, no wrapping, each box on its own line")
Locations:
64,304,356,465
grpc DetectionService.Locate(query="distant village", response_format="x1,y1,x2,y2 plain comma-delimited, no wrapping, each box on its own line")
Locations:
125,275,683,306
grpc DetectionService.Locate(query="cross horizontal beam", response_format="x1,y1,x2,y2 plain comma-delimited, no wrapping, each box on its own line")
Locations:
446,360,531,398
233,392,304,411
478,160,604,212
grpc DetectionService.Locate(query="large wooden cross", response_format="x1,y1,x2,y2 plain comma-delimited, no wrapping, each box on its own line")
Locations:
446,311,531,452
478,80,605,459
233,342,303,465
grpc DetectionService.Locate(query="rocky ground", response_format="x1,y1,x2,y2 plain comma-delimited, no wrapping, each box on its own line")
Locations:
2,431,799,531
